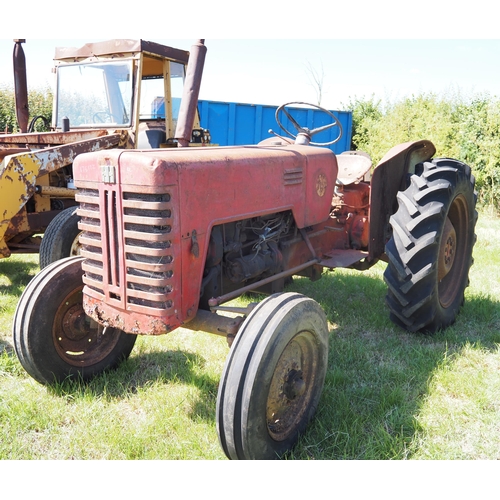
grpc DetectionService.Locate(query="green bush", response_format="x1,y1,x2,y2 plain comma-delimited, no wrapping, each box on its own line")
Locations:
0,85,53,133
344,91,500,212
2,85,500,210
0,85,17,133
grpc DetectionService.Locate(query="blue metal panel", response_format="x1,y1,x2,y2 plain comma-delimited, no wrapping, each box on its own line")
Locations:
198,100,352,154
154,98,353,153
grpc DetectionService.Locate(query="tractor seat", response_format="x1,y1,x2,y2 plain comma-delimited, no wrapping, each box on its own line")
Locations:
137,129,167,149
335,151,372,186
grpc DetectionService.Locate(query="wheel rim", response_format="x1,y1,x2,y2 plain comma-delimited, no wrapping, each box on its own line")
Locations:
53,285,122,367
266,330,319,442
438,194,469,309
69,233,82,257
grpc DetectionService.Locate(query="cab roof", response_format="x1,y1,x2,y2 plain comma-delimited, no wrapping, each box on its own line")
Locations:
54,39,190,65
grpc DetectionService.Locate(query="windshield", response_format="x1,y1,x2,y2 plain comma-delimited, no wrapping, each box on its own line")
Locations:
56,60,133,128
140,61,185,126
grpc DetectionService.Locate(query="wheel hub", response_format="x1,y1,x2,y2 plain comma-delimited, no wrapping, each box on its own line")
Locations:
62,304,91,340
266,331,318,442
70,235,82,257
283,369,306,400
438,216,456,281
438,194,470,309
53,287,122,367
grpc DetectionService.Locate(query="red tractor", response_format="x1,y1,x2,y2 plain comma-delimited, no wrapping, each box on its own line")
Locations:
13,43,477,460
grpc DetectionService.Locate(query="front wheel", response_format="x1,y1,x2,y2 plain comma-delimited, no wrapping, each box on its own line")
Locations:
216,292,329,459
384,158,477,333
13,256,137,385
39,206,81,269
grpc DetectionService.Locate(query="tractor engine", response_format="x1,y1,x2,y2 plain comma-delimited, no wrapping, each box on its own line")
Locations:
330,182,370,251
199,212,294,308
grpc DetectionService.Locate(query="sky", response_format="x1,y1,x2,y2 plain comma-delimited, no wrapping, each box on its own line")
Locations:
2,38,500,112
1,1,500,112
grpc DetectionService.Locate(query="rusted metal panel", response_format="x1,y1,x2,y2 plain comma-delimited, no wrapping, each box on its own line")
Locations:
0,133,122,258
83,288,245,338
320,249,368,268
175,40,206,147
83,294,181,336
13,40,29,133
207,260,321,308
76,176,181,335
368,140,436,260
182,309,244,337
73,144,338,334
74,145,336,228
54,39,190,65
34,185,76,198
4,209,57,252
0,129,110,146
0,148,29,161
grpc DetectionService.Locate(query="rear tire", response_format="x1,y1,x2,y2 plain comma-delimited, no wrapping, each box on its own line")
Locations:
216,292,329,459
13,256,137,385
40,207,81,269
384,158,477,333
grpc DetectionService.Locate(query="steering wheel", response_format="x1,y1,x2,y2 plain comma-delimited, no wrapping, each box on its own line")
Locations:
92,111,122,124
275,101,343,146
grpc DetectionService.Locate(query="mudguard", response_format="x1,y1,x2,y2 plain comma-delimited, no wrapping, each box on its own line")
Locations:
368,139,436,261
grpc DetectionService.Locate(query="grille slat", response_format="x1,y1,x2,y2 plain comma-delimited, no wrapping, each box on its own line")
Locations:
123,229,171,242
125,259,172,273
123,214,170,226
122,199,171,210
77,188,175,312
124,245,172,257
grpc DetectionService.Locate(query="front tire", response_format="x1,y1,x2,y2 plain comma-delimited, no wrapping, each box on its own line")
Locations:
384,158,477,333
13,256,137,385
216,292,329,459
40,206,81,269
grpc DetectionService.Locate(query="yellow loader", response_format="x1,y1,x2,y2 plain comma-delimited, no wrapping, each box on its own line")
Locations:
0,38,208,267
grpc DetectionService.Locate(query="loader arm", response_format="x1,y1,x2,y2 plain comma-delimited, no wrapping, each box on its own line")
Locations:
0,133,122,257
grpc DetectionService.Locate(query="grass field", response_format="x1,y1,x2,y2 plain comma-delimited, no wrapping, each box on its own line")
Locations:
0,211,499,460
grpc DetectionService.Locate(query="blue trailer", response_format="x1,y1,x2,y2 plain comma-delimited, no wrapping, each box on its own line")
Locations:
155,97,353,153
198,100,353,154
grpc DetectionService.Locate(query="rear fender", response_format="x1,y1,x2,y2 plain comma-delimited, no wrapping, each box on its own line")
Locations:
368,139,436,261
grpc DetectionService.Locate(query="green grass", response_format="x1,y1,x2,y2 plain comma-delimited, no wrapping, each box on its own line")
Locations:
1,211,499,460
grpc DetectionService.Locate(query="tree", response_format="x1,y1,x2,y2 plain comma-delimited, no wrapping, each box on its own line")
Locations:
305,61,325,106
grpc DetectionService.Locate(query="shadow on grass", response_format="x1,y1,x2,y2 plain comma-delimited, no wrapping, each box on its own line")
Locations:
0,258,39,296
6,262,499,459
45,347,220,424
285,269,500,460
0,338,13,355
0,257,40,352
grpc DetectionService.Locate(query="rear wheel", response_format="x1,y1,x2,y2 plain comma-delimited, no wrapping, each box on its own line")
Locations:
384,158,477,333
40,207,81,269
13,256,137,385
216,292,329,459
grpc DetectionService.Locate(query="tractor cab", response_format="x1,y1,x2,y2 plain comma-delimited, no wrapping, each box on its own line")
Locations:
0,39,207,261
52,39,205,148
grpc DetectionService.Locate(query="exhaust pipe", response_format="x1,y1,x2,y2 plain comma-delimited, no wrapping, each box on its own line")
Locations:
175,39,206,147
13,39,29,133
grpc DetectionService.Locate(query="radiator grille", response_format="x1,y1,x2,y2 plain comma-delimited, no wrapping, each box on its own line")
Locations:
76,188,175,312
